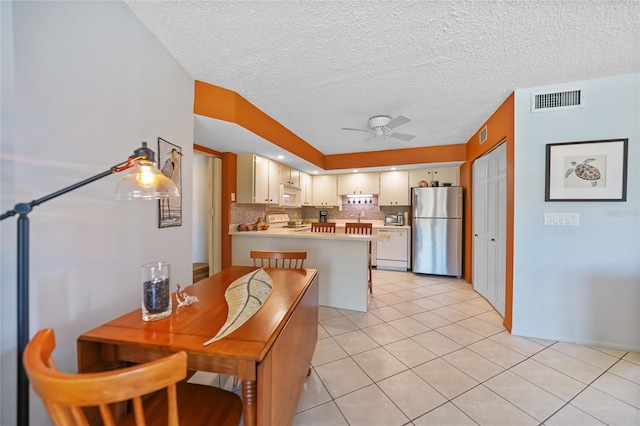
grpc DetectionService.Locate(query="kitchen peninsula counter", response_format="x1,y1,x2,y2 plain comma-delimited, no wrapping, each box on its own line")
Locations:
230,225,389,311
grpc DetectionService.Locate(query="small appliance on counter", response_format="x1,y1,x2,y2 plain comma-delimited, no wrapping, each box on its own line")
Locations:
384,214,404,226
319,210,328,222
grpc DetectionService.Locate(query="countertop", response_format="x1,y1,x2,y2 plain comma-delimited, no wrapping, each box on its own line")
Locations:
229,220,409,240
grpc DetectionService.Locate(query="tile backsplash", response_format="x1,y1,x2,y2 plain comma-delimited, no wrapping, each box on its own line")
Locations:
231,196,409,224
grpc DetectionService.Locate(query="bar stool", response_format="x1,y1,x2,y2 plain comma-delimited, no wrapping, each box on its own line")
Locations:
310,222,336,233
345,222,373,293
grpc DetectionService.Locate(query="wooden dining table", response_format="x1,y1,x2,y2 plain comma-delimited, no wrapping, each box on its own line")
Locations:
77,266,319,426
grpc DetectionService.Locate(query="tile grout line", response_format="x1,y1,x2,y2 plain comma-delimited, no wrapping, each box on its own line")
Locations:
311,298,550,423
538,354,633,425
306,272,639,425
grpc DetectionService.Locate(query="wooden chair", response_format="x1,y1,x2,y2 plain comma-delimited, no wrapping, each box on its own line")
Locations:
345,222,374,293
250,250,307,268
311,222,336,233
23,328,242,426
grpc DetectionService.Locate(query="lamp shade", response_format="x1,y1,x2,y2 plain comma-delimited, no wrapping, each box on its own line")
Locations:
114,159,179,200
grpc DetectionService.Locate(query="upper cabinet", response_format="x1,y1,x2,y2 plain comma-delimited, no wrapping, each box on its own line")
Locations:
312,175,338,206
236,154,280,205
237,154,460,207
299,172,313,206
337,173,380,195
379,171,410,206
408,167,460,187
280,164,300,188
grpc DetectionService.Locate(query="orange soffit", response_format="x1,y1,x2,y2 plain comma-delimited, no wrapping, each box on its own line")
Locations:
324,144,467,170
193,81,324,169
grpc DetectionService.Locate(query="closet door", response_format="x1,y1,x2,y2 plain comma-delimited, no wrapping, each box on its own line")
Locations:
472,158,489,299
495,145,507,315
473,142,506,316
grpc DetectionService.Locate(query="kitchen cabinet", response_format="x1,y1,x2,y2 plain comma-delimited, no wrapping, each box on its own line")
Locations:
280,164,300,188
473,143,506,316
312,175,338,206
337,172,380,195
408,167,459,187
299,172,313,206
236,154,280,205
379,171,410,206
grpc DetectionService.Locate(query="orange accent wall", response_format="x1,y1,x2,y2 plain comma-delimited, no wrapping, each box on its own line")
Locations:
194,81,325,169
220,152,236,269
194,144,222,157
462,93,514,332
324,143,466,170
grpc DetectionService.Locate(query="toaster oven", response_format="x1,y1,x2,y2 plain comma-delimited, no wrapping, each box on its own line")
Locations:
384,214,403,226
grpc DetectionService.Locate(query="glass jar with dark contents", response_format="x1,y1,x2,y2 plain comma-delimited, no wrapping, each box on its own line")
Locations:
141,261,172,321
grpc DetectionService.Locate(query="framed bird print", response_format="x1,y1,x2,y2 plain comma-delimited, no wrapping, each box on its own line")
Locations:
545,138,628,201
158,137,183,227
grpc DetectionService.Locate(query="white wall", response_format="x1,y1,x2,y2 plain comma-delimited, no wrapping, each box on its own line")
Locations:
512,74,640,351
0,2,194,424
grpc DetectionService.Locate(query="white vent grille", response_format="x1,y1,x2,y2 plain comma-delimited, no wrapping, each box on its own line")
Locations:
531,89,584,112
479,126,487,145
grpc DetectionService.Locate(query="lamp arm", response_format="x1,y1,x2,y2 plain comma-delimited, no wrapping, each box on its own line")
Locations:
0,158,136,221
0,156,137,426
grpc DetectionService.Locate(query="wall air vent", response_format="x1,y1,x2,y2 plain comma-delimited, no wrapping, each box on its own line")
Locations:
531,89,584,112
479,126,487,145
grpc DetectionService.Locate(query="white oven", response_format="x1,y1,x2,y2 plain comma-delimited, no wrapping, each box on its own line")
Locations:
279,184,301,207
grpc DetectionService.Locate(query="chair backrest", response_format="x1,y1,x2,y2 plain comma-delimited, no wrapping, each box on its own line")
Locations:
311,222,336,233
24,328,187,426
250,250,307,268
345,222,373,235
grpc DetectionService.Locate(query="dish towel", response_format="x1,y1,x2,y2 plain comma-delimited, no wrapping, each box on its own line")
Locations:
203,268,273,346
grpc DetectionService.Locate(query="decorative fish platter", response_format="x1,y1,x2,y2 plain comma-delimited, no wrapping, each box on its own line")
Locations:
203,268,273,346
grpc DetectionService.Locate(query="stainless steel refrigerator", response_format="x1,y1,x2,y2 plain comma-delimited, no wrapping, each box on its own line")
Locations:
412,186,463,277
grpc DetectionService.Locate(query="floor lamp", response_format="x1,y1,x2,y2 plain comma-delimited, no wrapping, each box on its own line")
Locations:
0,142,179,426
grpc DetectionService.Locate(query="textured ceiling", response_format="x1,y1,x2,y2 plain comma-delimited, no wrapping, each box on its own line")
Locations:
125,0,639,174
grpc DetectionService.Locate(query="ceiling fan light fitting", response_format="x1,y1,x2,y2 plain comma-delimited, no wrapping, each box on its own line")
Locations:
368,115,392,129
342,114,415,144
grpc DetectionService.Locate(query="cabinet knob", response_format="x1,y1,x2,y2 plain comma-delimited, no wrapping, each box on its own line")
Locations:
474,234,478,237
491,238,495,242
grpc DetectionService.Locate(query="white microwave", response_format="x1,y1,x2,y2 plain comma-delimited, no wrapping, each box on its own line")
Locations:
279,184,301,207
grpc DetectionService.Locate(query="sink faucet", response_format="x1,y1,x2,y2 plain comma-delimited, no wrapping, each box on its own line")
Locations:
349,213,363,223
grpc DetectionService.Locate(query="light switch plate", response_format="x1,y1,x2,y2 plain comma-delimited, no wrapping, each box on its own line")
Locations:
544,213,580,226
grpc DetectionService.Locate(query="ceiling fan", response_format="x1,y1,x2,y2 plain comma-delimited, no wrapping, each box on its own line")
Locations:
341,115,416,145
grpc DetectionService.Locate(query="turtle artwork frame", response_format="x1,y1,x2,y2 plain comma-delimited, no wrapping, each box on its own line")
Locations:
545,138,628,202
157,137,183,227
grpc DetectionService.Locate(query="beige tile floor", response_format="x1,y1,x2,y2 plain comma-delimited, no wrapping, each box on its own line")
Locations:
193,269,640,426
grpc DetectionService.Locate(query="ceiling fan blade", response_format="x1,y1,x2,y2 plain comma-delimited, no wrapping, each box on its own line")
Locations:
357,135,374,146
341,127,372,133
386,115,410,129
389,132,415,142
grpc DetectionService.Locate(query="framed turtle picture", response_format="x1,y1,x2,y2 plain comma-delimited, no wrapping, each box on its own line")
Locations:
158,137,183,227
545,138,628,201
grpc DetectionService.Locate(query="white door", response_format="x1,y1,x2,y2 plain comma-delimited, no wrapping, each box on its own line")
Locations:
473,159,489,298
193,153,222,277
209,157,222,274
473,142,506,316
